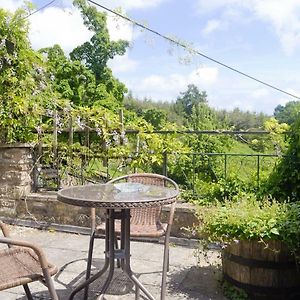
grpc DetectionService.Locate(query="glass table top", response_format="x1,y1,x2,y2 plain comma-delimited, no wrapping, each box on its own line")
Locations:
57,182,179,208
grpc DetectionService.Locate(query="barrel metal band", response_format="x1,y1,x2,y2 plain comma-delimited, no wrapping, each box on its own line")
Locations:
223,251,296,269
223,273,300,295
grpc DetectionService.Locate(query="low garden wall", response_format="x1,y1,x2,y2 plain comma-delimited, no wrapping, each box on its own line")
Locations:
0,143,199,238
0,192,198,238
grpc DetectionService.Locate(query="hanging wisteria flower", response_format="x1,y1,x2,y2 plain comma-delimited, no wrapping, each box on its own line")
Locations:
95,127,102,136
120,131,125,139
36,66,44,75
76,116,85,129
141,141,148,149
35,126,42,135
63,105,71,113
45,109,53,117
126,157,132,164
56,115,63,133
112,130,120,145
105,140,111,149
120,131,128,144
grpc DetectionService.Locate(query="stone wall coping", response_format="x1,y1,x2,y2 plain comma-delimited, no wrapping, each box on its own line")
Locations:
0,143,35,149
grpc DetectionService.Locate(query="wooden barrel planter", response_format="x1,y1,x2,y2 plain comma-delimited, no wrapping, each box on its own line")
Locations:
222,240,300,300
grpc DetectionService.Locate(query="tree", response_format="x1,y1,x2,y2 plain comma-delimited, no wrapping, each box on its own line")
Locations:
220,108,268,130
274,101,300,125
40,45,93,106
174,84,207,117
70,0,129,107
267,115,300,201
143,109,167,130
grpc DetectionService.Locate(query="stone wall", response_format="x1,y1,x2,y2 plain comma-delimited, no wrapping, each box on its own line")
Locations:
0,145,200,239
1,192,200,238
0,144,34,216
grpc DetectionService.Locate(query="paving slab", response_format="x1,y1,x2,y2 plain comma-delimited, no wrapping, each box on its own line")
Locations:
0,225,227,300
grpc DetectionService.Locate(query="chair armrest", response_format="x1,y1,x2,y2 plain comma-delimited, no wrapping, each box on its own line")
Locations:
0,237,50,270
0,221,10,238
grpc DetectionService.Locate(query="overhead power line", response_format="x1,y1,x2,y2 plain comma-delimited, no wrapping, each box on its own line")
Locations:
24,0,57,19
87,0,300,101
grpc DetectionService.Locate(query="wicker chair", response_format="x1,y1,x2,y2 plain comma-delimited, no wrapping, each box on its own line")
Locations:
0,221,59,300
85,173,179,300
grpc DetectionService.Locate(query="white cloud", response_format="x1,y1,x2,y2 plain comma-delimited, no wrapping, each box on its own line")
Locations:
107,14,133,41
1,1,133,54
0,0,23,11
196,0,300,54
202,19,223,36
251,88,270,99
29,6,92,53
252,0,300,54
108,53,138,73
123,66,219,101
94,0,167,10
190,66,219,85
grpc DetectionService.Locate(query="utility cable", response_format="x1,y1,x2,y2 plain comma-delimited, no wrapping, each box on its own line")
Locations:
24,0,57,19
87,0,300,101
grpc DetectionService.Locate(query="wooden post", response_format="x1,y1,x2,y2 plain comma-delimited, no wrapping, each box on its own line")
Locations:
53,110,59,188
119,109,124,145
68,115,73,146
53,110,58,160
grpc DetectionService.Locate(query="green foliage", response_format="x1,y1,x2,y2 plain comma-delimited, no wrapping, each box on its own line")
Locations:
267,115,300,201
274,101,300,125
221,280,249,300
143,108,167,130
198,196,282,242
253,118,289,153
219,108,268,131
124,92,184,125
0,7,46,142
196,195,300,255
40,45,96,107
199,178,253,202
174,84,207,118
70,0,128,106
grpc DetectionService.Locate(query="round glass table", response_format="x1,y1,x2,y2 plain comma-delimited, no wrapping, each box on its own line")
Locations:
57,182,179,300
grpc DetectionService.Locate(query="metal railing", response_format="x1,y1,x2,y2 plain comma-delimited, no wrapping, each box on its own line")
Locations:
32,147,281,199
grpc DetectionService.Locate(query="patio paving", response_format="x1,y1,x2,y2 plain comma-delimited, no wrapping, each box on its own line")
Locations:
0,224,227,300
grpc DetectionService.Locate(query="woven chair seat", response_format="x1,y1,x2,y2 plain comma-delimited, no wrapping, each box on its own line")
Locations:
96,221,167,238
0,247,58,291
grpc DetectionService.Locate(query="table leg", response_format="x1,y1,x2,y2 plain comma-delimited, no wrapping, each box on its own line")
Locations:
69,208,157,300
121,209,156,300
69,211,111,300
96,209,116,298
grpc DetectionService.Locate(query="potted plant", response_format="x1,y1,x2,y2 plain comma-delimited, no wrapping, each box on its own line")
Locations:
195,194,300,300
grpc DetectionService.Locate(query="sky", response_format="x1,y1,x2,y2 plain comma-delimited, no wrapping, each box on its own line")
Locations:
2,0,300,115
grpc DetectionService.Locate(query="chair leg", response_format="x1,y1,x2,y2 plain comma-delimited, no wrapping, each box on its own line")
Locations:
42,268,59,300
23,284,34,300
167,247,170,272
135,285,140,300
84,232,96,300
161,233,171,300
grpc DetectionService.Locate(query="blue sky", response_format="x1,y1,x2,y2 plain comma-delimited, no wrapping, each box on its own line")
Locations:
2,0,300,115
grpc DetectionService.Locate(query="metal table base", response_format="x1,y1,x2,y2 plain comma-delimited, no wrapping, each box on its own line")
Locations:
69,209,156,300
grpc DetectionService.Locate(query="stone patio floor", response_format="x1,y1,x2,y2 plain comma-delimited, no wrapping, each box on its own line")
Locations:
0,224,228,300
